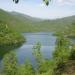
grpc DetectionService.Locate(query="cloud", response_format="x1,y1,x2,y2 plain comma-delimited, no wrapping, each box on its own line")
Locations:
56,0,75,6
57,0,64,3
39,3,46,7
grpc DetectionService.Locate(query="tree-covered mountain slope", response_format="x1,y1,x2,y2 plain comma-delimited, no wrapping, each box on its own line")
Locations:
10,11,75,32
0,20,25,57
0,9,75,32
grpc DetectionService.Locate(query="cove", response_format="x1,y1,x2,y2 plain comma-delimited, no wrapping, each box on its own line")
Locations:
15,32,57,67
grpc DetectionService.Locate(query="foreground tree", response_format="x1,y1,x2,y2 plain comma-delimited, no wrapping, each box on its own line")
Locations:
53,35,71,75
33,42,42,64
32,42,52,74
17,60,35,75
2,51,17,75
2,51,35,75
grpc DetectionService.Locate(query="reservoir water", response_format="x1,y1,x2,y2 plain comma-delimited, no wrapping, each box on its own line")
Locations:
15,32,57,66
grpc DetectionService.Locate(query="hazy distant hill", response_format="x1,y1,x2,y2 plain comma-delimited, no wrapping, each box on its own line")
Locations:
0,9,75,32
10,11,43,22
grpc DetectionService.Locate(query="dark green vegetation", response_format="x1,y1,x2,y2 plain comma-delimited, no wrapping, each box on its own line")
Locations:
0,9,75,32
0,20,25,58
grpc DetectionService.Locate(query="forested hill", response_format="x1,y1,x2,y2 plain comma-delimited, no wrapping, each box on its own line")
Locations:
0,9,25,56
0,20,25,50
0,9,75,32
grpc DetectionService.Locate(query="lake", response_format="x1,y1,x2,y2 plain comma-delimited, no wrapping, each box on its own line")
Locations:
15,32,57,67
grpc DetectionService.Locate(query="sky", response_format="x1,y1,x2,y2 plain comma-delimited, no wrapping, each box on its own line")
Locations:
0,0,75,19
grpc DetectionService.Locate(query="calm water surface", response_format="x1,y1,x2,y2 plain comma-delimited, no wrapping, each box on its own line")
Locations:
15,32,57,66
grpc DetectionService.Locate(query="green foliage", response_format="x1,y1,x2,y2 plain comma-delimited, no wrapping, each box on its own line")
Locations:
69,46,75,60
33,42,43,64
17,60,35,75
38,59,53,74
52,36,71,75
2,51,35,75
53,23,75,75
32,42,54,74
66,22,75,36
2,51,17,75
0,20,25,57
53,36,71,60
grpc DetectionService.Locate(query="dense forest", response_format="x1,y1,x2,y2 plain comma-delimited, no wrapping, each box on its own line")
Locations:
0,9,75,75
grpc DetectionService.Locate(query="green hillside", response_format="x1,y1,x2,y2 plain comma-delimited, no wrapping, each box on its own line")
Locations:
10,11,75,32
0,9,39,32
0,20,25,58
0,9,75,32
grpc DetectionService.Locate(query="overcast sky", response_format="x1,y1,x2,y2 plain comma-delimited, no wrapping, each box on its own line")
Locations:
0,0,75,19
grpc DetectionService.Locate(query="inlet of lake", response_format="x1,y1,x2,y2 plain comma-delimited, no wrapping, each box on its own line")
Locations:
15,32,57,67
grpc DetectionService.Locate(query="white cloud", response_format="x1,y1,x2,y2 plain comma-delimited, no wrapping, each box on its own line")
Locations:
57,0,64,3
57,0,75,6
